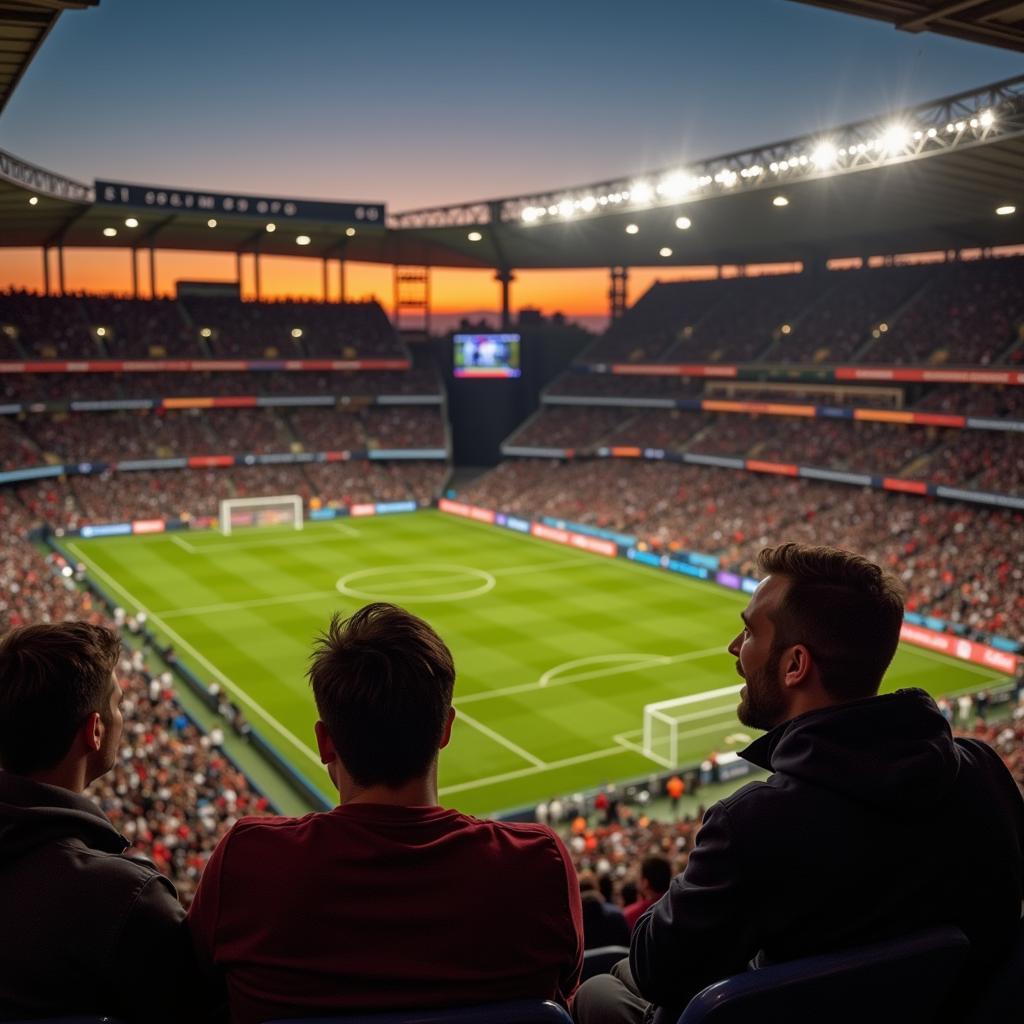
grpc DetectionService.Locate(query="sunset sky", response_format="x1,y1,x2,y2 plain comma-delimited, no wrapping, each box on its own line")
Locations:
1,0,1018,328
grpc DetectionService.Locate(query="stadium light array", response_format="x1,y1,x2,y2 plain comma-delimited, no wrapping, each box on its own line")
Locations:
997,205,1017,216
28,196,38,206
102,227,117,237
125,217,139,228
504,85,1013,230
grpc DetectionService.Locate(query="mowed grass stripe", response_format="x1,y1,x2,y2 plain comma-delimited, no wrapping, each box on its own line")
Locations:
72,512,1001,815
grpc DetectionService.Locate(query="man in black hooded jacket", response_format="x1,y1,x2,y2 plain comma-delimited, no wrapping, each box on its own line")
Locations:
574,543,1024,1024
0,622,208,1022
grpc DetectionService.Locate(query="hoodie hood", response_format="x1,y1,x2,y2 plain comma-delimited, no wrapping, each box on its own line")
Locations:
741,688,960,809
0,771,127,865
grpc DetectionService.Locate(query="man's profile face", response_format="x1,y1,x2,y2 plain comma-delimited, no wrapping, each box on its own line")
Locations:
728,575,790,731
88,673,124,783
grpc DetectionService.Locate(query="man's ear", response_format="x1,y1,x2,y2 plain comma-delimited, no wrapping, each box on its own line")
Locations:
781,644,814,689
439,706,456,750
82,711,103,754
314,720,337,766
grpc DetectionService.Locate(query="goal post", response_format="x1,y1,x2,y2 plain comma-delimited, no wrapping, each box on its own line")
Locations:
642,684,744,769
219,494,304,536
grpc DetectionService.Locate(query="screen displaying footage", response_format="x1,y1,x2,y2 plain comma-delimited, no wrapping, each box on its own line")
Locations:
453,334,521,378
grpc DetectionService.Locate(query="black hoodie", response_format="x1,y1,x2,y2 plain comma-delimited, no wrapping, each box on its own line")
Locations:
0,772,207,1021
630,689,1024,1013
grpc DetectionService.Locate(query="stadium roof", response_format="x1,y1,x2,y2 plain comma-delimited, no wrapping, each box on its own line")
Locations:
0,75,1022,271
0,0,97,114
788,0,1024,53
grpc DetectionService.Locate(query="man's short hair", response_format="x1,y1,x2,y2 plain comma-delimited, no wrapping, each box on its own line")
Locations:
0,621,121,774
308,603,456,788
641,855,672,896
757,543,905,701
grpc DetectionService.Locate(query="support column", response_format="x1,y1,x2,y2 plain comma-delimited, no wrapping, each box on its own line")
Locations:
57,246,66,297
495,269,514,330
609,266,628,322
236,251,244,291
322,258,329,302
254,253,262,301
42,247,50,296
149,248,157,298
339,258,346,303
130,248,139,299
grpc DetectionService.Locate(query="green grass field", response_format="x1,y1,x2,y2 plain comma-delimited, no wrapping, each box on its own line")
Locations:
66,511,1005,816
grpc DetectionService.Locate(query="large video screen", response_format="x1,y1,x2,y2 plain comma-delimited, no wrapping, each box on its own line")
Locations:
453,334,521,378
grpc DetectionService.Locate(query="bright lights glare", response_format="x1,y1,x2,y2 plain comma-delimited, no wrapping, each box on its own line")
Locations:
207,218,218,228
296,235,311,245
630,182,654,204
881,124,911,153
625,224,639,235
675,216,692,230
95,327,107,337
557,200,574,218
780,324,792,335
200,328,212,339
265,223,276,233
467,231,483,241
291,328,304,338
772,196,789,208
580,195,597,213
658,173,692,199
102,227,117,237
980,110,994,128
345,227,356,237
927,128,937,138
659,247,673,258
125,217,139,228
996,205,1017,216
811,142,838,169
522,207,539,223
28,196,38,206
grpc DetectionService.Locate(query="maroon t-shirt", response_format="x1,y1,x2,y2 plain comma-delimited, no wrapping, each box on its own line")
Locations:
188,803,583,1024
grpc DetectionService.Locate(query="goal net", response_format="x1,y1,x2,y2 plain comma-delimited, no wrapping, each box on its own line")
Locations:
642,685,744,768
219,494,304,536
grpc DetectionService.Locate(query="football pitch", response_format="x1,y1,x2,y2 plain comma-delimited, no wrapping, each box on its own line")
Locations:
66,510,1004,816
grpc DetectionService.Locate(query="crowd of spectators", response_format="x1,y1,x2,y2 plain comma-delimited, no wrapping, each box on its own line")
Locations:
460,458,1024,643
79,296,202,358
507,406,627,448
914,384,1024,420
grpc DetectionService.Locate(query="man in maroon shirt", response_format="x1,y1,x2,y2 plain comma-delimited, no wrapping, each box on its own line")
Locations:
188,602,583,1024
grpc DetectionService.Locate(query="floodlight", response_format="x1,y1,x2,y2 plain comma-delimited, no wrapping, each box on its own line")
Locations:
927,128,937,138
980,110,994,128
658,173,692,199
125,218,139,228
881,124,910,153
346,227,356,236
625,224,639,235
296,235,311,245
28,196,38,206
102,227,117,237
879,322,889,333
811,142,838,169
557,200,574,218
291,328,303,338
659,247,672,258
996,205,1016,216
580,195,597,213
200,328,212,338
630,182,654,204
95,327,107,337
675,216,691,230
772,196,789,208
955,121,965,132
265,223,276,232
780,323,791,335
467,231,483,241
522,207,539,222
207,218,218,228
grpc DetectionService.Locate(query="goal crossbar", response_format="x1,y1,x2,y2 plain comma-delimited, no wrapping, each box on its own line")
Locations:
641,684,743,768
219,494,304,536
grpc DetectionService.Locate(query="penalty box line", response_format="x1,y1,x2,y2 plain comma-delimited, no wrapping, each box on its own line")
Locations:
67,543,324,772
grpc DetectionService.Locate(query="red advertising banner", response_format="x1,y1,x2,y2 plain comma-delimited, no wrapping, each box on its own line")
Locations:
131,519,166,534
437,498,495,524
900,622,1018,675
350,504,377,517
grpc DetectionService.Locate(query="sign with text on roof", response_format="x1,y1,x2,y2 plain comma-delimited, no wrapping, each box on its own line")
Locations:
95,180,384,224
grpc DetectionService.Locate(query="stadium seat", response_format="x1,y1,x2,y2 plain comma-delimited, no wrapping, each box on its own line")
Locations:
965,916,1024,1022
582,946,630,981
650,925,969,1024
262,999,573,1024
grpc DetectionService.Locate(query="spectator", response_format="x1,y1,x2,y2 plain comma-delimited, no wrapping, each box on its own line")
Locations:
0,622,207,1022
575,543,1024,1024
622,855,672,933
579,870,631,950
188,603,583,1024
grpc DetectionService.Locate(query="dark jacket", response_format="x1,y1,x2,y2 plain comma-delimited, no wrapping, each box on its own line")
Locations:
630,688,1024,1013
0,772,204,1022
581,891,631,949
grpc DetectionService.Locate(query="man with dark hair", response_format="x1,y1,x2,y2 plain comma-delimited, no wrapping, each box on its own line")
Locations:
188,602,583,1024
0,621,202,1022
575,543,1024,1024
622,855,672,933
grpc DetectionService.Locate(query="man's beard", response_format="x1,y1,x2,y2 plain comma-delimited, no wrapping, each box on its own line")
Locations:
737,646,788,731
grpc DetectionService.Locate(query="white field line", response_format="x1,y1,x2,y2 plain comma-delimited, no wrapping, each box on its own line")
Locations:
489,557,601,578
155,589,340,620
68,543,324,771
613,732,674,768
455,709,546,768
169,533,198,554
456,645,725,705
439,744,629,797
178,532,360,555
331,522,361,537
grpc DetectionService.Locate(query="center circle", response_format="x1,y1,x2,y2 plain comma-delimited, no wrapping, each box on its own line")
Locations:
336,563,496,603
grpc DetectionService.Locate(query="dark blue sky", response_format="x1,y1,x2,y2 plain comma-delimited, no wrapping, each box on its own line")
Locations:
2,0,1020,210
